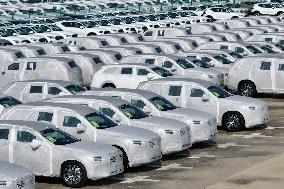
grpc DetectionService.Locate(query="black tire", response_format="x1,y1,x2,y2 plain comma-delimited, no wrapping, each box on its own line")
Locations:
61,161,87,188
102,83,116,88
232,16,239,19
222,112,245,132
276,11,283,16
254,11,260,16
87,32,97,36
238,81,257,97
206,15,214,21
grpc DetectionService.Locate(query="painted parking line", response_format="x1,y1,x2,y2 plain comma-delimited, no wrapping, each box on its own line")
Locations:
232,133,272,139
189,152,221,159
120,176,160,184
147,163,193,171
266,126,284,130
217,142,250,149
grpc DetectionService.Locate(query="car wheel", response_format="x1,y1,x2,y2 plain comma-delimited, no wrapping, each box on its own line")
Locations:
222,112,245,132
61,161,87,188
276,11,283,16
206,15,214,21
238,81,257,97
254,11,260,16
102,83,116,88
232,16,239,19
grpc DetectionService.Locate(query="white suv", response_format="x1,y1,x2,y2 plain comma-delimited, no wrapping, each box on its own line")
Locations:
202,7,245,20
250,3,284,16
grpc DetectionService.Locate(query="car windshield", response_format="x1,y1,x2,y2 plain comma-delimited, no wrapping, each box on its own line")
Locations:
14,27,34,35
32,25,49,33
191,59,212,68
149,96,177,111
208,86,231,98
176,59,195,69
41,128,79,145
119,104,149,119
214,55,232,64
246,45,262,54
48,24,63,31
152,67,173,77
82,21,99,28
260,46,277,53
65,85,86,94
229,51,243,59
0,97,21,107
275,43,284,51
109,18,122,25
85,112,117,129
0,29,15,37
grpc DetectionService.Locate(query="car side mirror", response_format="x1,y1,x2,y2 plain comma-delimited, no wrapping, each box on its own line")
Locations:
30,139,42,150
113,114,122,123
47,29,51,32
29,31,34,34
77,123,86,134
202,94,210,102
13,33,18,36
147,73,155,80
80,26,84,29
143,106,152,114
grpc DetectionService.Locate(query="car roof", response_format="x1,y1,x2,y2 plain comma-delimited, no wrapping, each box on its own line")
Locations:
17,102,96,115
5,80,73,87
52,95,130,107
103,63,158,68
91,88,159,99
0,120,55,132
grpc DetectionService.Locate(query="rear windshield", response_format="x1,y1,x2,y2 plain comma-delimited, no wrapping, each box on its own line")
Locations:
0,97,21,107
65,85,86,94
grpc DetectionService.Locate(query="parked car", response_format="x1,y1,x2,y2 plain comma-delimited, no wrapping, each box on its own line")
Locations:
202,7,246,20
45,95,192,153
0,102,162,168
82,89,217,144
226,55,284,97
121,54,224,86
0,162,35,189
0,120,124,187
0,57,83,88
0,94,21,113
138,78,269,132
90,64,174,89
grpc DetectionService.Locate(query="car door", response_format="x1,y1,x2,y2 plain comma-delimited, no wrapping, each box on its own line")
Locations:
118,67,137,88
275,62,284,93
23,62,37,80
252,61,273,92
22,84,45,102
1,63,21,87
0,128,10,162
12,129,51,175
163,85,183,107
184,84,218,116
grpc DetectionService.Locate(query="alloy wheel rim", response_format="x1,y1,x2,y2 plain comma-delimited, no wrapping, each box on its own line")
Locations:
226,114,240,130
63,164,83,185
240,83,253,96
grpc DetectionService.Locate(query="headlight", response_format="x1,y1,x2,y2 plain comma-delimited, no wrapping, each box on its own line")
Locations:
94,156,103,162
249,106,256,110
133,140,142,145
0,181,6,186
207,75,214,79
165,129,173,134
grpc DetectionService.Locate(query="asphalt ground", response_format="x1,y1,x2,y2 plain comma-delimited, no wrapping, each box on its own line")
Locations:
36,95,284,189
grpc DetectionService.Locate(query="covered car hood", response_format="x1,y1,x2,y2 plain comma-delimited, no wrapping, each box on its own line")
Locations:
0,162,32,180
63,141,119,156
134,116,188,130
212,66,229,74
163,107,216,121
184,67,221,76
100,125,158,140
219,95,267,107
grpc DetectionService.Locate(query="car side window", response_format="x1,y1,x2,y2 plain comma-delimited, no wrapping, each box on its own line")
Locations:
144,31,153,36
265,38,272,42
279,64,284,71
17,131,36,143
220,45,228,50
190,88,205,97
37,112,53,122
63,116,81,127
0,129,9,140
260,62,271,70
8,63,20,70
137,69,150,75
145,59,155,64
99,108,115,118
121,68,133,75
131,99,146,109
163,61,173,68
48,87,62,95
168,86,182,96
29,86,42,93
26,62,36,70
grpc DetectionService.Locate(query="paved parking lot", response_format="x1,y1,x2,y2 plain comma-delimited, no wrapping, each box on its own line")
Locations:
36,96,284,189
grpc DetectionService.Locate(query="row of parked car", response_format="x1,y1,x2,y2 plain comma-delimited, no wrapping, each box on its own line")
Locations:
0,2,283,188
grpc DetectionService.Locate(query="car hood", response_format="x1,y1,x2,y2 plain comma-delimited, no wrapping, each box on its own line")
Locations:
212,66,229,74
163,108,216,121
219,95,267,107
63,141,119,156
134,116,188,130
0,162,32,180
183,67,221,76
101,125,159,140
